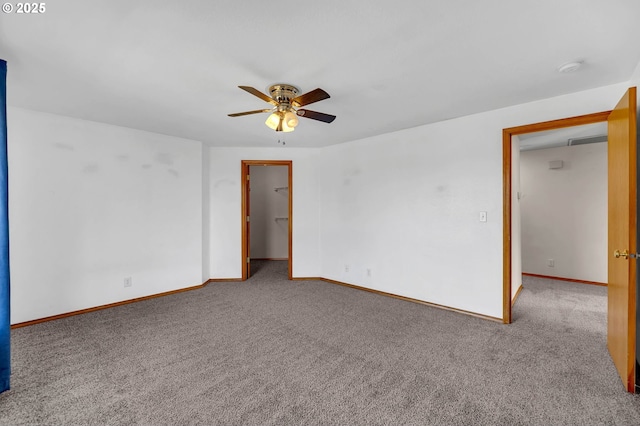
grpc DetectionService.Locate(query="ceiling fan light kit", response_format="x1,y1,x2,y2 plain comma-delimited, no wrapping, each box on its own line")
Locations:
228,83,336,133
265,111,296,132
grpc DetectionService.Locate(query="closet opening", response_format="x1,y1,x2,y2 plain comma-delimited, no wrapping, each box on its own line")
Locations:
241,160,293,280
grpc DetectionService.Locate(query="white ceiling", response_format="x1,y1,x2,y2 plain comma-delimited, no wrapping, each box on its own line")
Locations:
1,0,639,148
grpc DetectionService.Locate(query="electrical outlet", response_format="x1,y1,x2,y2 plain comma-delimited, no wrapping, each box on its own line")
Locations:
547,259,554,267
366,268,372,277
124,277,132,288
345,265,349,273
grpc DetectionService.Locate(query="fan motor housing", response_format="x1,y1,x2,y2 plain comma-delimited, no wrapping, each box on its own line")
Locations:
268,84,300,103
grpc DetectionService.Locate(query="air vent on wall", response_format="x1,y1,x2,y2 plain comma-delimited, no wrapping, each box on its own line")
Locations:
567,135,607,146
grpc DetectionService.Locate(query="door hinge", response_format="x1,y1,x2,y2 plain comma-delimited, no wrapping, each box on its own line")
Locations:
247,257,250,264
246,174,250,181
246,216,250,222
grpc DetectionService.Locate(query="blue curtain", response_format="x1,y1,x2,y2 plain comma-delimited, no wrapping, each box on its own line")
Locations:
0,59,9,394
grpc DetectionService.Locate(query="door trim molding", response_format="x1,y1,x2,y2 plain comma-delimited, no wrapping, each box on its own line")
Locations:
241,160,293,280
502,111,611,323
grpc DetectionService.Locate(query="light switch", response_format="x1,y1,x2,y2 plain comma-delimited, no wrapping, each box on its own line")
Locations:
479,211,487,222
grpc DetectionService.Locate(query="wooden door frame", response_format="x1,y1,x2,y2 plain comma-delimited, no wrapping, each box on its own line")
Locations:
502,111,611,323
241,160,293,280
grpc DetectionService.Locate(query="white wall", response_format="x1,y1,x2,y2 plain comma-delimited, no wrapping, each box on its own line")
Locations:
631,61,640,87
632,64,640,131
520,143,607,283
317,82,627,319
201,144,211,282
8,107,203,324
249,165,289,259
208,147,320,279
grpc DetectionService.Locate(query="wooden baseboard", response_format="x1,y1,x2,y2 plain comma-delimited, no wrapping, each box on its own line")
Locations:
512,284,523,307
522,273,607,287
206,278,243,283
11,280,212,329
295,277,502,323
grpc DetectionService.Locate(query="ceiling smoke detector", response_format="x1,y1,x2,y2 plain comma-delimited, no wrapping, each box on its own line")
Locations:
557,62,583,73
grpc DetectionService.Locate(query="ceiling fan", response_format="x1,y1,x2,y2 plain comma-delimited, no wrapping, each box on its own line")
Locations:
228,84,336,132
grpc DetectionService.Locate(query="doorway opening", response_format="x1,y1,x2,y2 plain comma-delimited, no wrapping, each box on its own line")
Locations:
241,160,293,280
502,111,611,323
517,121,608,287
509,122,610,364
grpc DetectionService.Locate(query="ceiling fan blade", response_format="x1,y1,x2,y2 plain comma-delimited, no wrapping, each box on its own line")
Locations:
291,88,330,107
238,86,278,106
296,109,336,123
228,109,272,117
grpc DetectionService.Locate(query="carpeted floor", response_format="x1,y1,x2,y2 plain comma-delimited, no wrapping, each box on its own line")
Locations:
1,261,639,425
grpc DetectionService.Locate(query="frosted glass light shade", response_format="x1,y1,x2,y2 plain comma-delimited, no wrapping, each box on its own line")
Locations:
284,111,299,128
265,113,280,130
281,121,294,132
